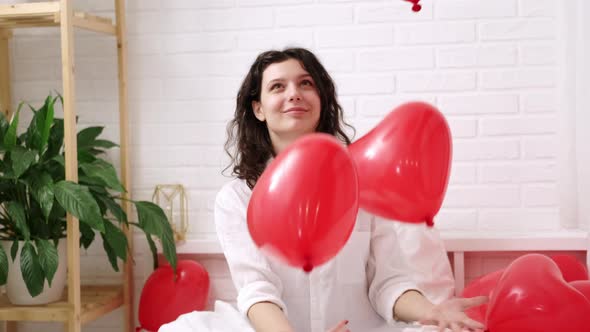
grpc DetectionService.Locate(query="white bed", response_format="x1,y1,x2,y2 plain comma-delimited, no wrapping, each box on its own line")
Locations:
159,300,445,332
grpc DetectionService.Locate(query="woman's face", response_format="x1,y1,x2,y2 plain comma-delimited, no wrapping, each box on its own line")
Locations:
252,58,321,143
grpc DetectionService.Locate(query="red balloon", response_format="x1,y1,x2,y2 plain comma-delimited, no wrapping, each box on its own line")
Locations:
461,269,504,323
570,280,590,301
550,254,589,282
248,133,359,273
138,260,210,332
487,254,590,332
349,102,452,226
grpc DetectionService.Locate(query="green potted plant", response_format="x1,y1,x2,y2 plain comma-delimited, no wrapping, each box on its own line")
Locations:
0,94,177,304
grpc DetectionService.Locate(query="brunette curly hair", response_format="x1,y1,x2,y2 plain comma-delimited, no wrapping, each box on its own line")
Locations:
224,47,354,189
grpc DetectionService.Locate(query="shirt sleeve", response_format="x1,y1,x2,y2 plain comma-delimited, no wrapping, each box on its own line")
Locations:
214,183,288,317
392,222,455,304
366,215,423,325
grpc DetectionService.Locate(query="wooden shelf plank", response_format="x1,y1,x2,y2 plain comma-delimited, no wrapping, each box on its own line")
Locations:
0,297,69,322
0,3,115,35
72,12,115,35
0,2,60,18
0,285,123,323
79,285,124,324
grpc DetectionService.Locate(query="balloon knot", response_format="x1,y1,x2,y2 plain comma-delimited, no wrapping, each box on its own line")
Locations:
404,0,422,12
303,262,313,273
135,327,143,332
425,217,434,227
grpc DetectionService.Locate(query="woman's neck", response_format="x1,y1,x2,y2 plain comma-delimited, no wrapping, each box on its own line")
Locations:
272,138,295,155
270,131,309,155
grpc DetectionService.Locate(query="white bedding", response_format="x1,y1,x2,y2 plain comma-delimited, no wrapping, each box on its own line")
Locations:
159,301,254,332
158,300,444,332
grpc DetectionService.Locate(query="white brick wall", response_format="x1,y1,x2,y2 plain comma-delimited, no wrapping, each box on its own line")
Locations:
3,0,585,330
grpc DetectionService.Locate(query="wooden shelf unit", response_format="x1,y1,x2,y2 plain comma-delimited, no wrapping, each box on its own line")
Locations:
0,1,132,332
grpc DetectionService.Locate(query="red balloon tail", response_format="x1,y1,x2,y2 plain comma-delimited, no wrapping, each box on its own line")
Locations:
425,216,434,227
403,0,422,12
136,327,144,332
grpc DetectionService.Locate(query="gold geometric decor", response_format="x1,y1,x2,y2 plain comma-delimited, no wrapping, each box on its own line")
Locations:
152,184,189,242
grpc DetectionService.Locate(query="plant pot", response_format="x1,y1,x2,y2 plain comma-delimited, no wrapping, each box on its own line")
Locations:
0,239,67,305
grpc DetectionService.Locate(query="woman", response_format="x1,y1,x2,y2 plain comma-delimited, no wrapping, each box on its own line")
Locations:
215,47,486,332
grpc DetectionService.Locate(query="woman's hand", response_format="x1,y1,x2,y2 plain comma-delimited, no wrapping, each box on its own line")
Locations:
326,320,350,332
419,296,488,332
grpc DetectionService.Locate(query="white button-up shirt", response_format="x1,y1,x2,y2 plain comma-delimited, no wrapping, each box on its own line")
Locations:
215,178,454,332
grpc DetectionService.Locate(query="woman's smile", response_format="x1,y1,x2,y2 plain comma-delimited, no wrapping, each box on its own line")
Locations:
283,106,309,115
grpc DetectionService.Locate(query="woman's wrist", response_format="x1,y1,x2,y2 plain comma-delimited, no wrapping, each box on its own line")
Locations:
248,301,294,332
392,290,435,323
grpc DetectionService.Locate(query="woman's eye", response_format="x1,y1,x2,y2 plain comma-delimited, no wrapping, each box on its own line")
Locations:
301,80,313,87
270,83,283,90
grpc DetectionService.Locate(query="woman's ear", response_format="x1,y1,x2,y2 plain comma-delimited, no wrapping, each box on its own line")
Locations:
252,101,265,122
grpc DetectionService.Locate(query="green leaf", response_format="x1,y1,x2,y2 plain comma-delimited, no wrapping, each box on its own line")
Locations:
0,244,8,285
0,151,14,178
103,221,127,261
79,175,106,188
53,181,105,233
86,148,106,157
134,201,166,234
77,126,104,150
44,118,63,160
80,159,125,192
35,239,58,287
3,102,23,151
145,234,158,270
24,106,39,150
94,194,127,224
41,96,56,153
25,95,55,154
77,150,97,164
20,241,44,297
79,222,95,249
10,240,18,261
52,155,65,167
93,139,118,149
6,201,29,240
101,233,119,272
55,91,63,106
0,112,9,148
11,146,37,179
30,172,54,220
87,185,109,198
135,201,177,271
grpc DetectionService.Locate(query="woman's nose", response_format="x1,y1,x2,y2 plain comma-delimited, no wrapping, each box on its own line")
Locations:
287,85,302,101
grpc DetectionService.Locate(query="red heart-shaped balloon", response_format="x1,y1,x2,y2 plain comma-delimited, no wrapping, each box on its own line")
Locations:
570,280,590,301
461,269,504,324
550,254,589,282
487,254,590,332
138,260,210,332
349,102,451,226
248,133,359,273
